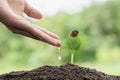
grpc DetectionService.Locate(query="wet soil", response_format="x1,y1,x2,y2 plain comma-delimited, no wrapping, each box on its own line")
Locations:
0,63,120,80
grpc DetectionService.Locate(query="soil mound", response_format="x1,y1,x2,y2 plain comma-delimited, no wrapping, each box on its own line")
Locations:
0,63,120,80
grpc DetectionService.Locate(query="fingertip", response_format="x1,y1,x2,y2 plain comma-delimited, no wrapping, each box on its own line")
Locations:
35,10,43,19
31,9,43,19
54,40,61,47
57,41,62,47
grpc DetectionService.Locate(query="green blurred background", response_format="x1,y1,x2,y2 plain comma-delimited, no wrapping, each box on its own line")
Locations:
0,0,120,75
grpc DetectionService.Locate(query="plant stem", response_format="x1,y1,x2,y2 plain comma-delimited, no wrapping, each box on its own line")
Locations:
71,52,74,64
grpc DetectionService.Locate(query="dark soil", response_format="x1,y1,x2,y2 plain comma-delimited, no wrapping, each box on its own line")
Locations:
0,63,120,80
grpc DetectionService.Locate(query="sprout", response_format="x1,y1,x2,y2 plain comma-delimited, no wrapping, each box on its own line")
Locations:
66,30,81,64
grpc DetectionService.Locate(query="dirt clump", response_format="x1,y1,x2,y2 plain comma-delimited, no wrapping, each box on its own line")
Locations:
0,63,120,80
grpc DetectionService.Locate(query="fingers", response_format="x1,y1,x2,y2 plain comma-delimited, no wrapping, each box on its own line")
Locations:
11,28,36,39
33,24,61,46
10,19,61,47
34,25,60,39
29,24,61,47
24,1,42,19
38,31,61,47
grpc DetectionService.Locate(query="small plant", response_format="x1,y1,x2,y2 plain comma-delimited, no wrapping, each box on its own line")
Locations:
66,30,81,64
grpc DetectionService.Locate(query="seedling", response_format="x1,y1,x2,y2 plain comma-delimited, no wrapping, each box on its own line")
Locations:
66,30,81,64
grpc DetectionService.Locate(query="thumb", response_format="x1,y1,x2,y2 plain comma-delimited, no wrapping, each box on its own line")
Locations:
24,1,42,19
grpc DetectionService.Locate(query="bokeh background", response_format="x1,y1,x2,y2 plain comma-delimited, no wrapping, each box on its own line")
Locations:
0,0,120,75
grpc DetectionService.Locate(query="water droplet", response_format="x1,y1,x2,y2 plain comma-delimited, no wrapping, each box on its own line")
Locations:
58,47,62,60
58,56,62,60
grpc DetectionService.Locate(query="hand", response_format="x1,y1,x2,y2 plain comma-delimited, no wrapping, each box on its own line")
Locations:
0,0,61,47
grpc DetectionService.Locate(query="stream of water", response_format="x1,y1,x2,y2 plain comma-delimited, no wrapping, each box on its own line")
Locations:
58,47,62,60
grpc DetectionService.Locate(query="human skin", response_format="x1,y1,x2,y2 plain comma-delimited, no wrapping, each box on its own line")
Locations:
0,0,61,47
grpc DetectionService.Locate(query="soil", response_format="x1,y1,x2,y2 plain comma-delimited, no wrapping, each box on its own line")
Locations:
0,63,120,80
